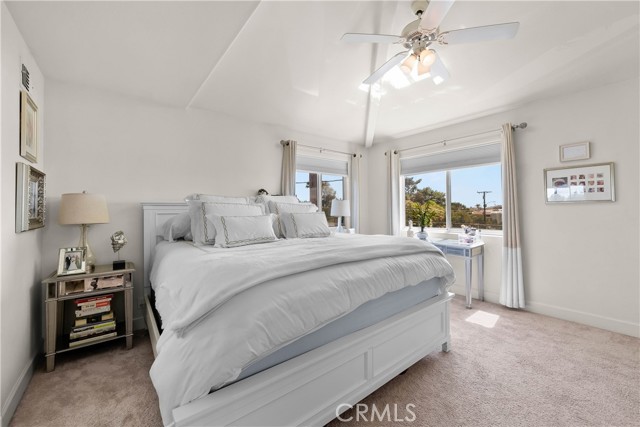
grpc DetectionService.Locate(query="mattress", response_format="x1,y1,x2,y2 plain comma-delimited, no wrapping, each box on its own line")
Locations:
237,276,444,381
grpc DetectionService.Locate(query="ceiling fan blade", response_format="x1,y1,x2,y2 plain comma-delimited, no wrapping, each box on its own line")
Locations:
439,22,520,45
341,33,404,44
419,0,456,33
363,51,409,85
430,52,450,85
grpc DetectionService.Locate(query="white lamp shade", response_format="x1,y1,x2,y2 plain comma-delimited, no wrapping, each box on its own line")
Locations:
58,192,110,225
330,199,350,217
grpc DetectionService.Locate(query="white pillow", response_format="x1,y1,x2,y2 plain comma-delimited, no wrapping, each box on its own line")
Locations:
162,212,191,242
210,215,278,248
189,201,265,245
271,202,318,238
280,212,331,239
185,194,252,204
255,195,300,211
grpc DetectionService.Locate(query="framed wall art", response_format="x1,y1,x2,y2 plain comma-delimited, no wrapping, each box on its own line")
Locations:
57,247,87,276
544,162,614,204
20,90,38,163
559,141,590,162
16,162,46,232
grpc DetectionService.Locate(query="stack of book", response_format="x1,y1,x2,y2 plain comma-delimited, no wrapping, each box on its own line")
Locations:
70,294,117,347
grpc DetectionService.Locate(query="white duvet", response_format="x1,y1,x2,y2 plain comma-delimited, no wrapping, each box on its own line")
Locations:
149,234,455,425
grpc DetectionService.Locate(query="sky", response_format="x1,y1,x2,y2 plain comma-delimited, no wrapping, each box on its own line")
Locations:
412,163,502,208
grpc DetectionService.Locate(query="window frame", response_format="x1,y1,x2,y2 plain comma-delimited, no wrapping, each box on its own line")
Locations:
295,170,347,226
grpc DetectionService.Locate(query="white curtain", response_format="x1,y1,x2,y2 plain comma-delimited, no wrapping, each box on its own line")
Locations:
387,150,401,236
349,154,361,233
500,123,525,308
280,140,297,196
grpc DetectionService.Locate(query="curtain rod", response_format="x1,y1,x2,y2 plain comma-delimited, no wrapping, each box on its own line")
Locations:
393,122,527,155
281,140,359,157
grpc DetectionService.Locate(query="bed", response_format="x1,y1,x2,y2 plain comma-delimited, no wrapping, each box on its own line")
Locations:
142,201,455,427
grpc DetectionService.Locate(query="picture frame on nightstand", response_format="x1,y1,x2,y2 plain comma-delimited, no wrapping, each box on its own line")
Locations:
57,247,87,276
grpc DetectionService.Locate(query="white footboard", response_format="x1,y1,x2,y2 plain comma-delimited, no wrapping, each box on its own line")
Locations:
171,291,453,427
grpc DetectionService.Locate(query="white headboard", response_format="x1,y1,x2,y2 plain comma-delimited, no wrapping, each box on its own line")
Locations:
142,202,188,296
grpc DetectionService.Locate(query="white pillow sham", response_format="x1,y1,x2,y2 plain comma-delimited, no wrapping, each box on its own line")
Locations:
189,201,265,245
280,212,331,239
185,194,253,204
210,214,278,248
271,202,318,238
162,212,192,242
255,195,300,211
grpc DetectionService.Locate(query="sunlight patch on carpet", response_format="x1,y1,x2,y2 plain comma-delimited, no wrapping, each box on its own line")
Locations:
465,311,500,328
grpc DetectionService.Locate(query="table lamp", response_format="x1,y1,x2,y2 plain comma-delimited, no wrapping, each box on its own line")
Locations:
58,191,110,271
330,199,350,233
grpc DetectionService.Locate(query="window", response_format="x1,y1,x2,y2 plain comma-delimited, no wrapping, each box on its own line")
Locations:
295,172,345,226
401,143,503,231
295,155,348,227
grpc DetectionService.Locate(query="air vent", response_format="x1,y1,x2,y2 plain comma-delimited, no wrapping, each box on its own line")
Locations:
21,64,30,91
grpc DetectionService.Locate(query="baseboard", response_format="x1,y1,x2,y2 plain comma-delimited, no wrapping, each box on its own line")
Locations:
1,354,37,427
526,300,639,338
133,315,146,332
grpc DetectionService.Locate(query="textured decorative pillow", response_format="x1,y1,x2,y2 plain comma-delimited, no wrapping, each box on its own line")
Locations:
271,202,319,238
189,201,265,245
280,212,331,239
210,215,278,248
162,212,192,242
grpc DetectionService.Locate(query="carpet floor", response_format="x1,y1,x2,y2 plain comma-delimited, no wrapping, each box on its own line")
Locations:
10,296,639,427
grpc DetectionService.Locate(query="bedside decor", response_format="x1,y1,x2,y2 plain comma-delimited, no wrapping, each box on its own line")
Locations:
15,162,46,232
330,199,350,233
110,230,127,270
560,141,590,162
58,192,110,271
544,162,615,203
20,90,38,163
57,247,86,276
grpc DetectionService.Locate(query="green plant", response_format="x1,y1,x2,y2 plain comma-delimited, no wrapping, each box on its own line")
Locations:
417,202,435,231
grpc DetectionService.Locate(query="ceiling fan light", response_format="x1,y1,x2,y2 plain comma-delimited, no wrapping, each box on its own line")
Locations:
420,49,436,66
417,62,431,76
400,55,417,74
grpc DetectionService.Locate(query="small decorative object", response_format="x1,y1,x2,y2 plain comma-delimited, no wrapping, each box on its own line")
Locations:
57,247,87,276
257,189,269,195
110,230,127,270
330,199,350,233
544,162,614,203
15,162,46,232
20,90,38,163
58,191,110,272
560,141,590,162
407,220,415,238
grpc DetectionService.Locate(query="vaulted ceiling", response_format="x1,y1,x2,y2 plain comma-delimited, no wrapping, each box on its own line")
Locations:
6,1,639,145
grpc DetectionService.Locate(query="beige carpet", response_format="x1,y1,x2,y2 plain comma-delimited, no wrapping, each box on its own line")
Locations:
10,296,639,427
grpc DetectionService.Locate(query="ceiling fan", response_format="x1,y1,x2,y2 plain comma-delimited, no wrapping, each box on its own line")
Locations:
342,0,519,87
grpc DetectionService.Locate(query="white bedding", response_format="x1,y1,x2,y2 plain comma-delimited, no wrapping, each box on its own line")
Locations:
149,234,455,425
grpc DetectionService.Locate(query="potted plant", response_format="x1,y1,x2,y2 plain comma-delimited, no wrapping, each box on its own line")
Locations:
416,203,434,241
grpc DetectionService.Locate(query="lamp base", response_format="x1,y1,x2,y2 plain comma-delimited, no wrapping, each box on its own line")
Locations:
112,260,126,270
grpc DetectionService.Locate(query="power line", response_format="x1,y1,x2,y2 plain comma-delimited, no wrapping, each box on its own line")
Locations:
477,191,492,224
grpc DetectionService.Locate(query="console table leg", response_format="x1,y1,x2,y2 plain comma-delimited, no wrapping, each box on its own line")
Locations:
478,252,485,302
465,258,472,309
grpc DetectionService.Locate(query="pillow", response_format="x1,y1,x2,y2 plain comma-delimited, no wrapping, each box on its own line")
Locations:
189,201,265,245
255,195,300,210
271,202,318,238
162,212,191,242
280,212,331,239
185,194,252,204
210,215,278,248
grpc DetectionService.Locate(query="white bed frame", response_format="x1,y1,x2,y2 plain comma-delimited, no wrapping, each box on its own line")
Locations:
142,202,453,426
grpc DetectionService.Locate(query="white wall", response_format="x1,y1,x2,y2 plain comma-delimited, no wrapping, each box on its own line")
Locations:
363,78,640,337
1,3,45,423
42,80,357,329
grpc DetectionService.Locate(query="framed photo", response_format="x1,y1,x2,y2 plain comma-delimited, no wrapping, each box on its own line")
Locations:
57,247,87,276
15,162,46,232
544,162,615,204
20,90,38,163
559,141,590,162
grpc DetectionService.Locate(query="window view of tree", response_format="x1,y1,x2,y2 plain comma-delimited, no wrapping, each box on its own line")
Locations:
296,172,344,226
405,164,503,231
